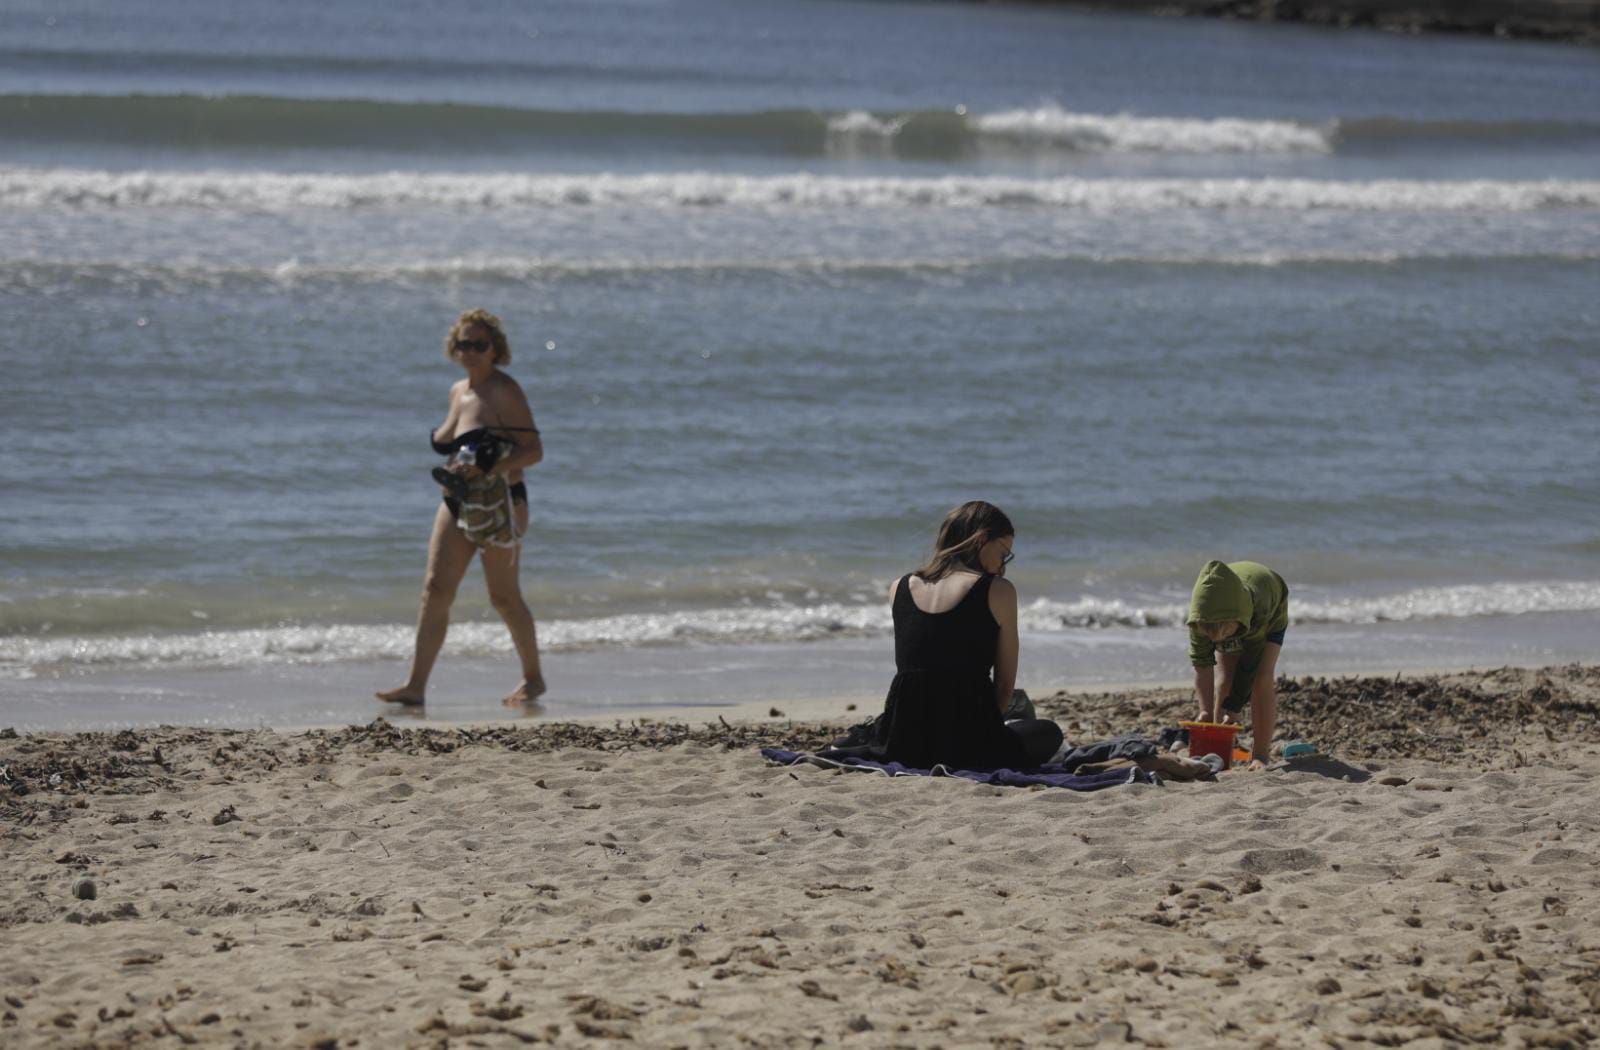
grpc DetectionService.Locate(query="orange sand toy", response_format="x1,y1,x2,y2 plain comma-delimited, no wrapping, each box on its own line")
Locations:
1181,721,1244,770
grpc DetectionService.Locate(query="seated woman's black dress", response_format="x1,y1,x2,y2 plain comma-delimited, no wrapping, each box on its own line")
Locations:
855,573,1057,770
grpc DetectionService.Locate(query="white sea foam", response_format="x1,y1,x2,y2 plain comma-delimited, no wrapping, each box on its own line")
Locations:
7,249,1598,298
0,603,894,677
1023,579,1600,630
4,168,1598,212
971,105,1332,154
4,581,1598,678
825,110,908,137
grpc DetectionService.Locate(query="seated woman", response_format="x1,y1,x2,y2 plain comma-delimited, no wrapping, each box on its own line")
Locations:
844,501,1063,770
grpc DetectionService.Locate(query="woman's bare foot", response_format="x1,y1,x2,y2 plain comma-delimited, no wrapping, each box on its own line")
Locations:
375,687,426,706
501,675,547,707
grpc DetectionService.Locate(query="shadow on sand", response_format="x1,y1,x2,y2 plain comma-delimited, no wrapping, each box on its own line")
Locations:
1277,753,1372,783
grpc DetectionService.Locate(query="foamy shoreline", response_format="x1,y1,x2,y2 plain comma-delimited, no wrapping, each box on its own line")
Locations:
3,665,1597,1047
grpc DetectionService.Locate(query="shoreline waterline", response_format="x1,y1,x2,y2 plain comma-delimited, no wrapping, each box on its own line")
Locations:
4,609,1595,732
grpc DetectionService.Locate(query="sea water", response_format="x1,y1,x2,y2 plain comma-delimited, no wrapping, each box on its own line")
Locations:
2,0,1598,729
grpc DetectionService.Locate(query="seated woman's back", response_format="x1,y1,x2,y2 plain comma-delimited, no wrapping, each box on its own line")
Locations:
838,501,1062,770
894,570,1002,679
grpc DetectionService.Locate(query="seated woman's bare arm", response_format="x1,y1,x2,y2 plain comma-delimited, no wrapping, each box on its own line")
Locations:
989,576,1019,714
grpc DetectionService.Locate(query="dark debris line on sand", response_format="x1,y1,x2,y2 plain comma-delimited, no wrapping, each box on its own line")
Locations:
3,664,1598,821
1033,663,1600,764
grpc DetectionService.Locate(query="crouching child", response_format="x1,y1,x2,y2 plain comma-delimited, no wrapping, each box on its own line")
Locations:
1187,560,1289,769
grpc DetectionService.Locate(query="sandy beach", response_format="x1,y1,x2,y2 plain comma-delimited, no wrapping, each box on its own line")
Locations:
3,665,1598,1048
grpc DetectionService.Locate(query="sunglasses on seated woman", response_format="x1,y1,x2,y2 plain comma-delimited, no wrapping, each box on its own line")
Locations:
453,338,491,353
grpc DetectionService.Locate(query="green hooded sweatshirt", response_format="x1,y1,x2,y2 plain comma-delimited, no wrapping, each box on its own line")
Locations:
1186,560,1289,668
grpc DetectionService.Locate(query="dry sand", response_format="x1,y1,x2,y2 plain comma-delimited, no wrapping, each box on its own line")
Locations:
3,665,1599,1048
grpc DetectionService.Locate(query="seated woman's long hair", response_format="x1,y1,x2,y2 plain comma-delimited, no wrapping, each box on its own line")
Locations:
915,501,1013,582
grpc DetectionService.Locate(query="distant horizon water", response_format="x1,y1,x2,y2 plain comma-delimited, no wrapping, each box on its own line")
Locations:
2,0,1597,729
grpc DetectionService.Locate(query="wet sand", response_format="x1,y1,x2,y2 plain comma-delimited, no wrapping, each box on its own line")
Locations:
3,665,1598,1047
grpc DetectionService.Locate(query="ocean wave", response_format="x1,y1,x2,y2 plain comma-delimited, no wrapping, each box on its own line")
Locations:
1023,580,1600,630
970,106,1331,153
0,94,1337,157
7,93,1594,157
0,603,893,678
6,168,1599,212
7,251,1596,296
4,580,1597,677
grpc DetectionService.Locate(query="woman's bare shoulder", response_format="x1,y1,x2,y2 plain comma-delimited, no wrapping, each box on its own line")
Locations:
491,369,526,393
988,575,1017,604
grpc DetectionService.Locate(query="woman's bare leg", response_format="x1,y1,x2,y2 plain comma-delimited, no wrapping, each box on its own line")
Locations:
377,503,476,705
482,505,545,705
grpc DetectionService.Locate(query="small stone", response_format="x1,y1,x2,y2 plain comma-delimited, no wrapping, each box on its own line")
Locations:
846,1015,873,1033
798,980,838,1001
1006,972,1047,994
769,707,784,718
1315,977,1342,995
72,879,96,901
637,892,652,903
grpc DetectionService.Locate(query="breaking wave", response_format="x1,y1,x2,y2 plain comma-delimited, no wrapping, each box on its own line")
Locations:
4,580,1597,677
6,168,1598,212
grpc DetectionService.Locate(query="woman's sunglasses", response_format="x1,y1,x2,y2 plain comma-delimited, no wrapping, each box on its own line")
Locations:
453,338,491,354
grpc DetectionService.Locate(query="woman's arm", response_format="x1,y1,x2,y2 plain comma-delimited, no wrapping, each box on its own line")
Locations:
989,576,1019,714
432,383,462,446
487,376,543,474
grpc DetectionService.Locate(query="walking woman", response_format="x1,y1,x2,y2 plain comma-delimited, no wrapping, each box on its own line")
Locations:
848,501,1063,769
376,308,546,707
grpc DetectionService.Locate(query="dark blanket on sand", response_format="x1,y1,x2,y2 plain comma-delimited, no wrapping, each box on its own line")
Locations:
760,747,1153,790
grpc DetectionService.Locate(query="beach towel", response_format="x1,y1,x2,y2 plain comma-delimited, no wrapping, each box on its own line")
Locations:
760,748,1153,791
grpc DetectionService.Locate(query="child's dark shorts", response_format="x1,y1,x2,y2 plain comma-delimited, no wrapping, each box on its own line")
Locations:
1221,631,1287,713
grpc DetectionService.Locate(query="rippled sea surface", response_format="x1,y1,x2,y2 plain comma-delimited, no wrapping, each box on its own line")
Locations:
2,0,1597,724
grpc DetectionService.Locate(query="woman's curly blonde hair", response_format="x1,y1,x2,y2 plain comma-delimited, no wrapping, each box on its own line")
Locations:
443,308,512,366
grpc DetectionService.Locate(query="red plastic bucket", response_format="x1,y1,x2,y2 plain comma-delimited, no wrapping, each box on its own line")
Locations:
1181,721,1243,770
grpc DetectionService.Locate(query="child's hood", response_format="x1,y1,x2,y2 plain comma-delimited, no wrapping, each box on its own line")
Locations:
1187,560,1252,627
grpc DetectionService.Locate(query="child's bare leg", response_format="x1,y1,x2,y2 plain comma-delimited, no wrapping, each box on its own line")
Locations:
1248,643,1282,764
